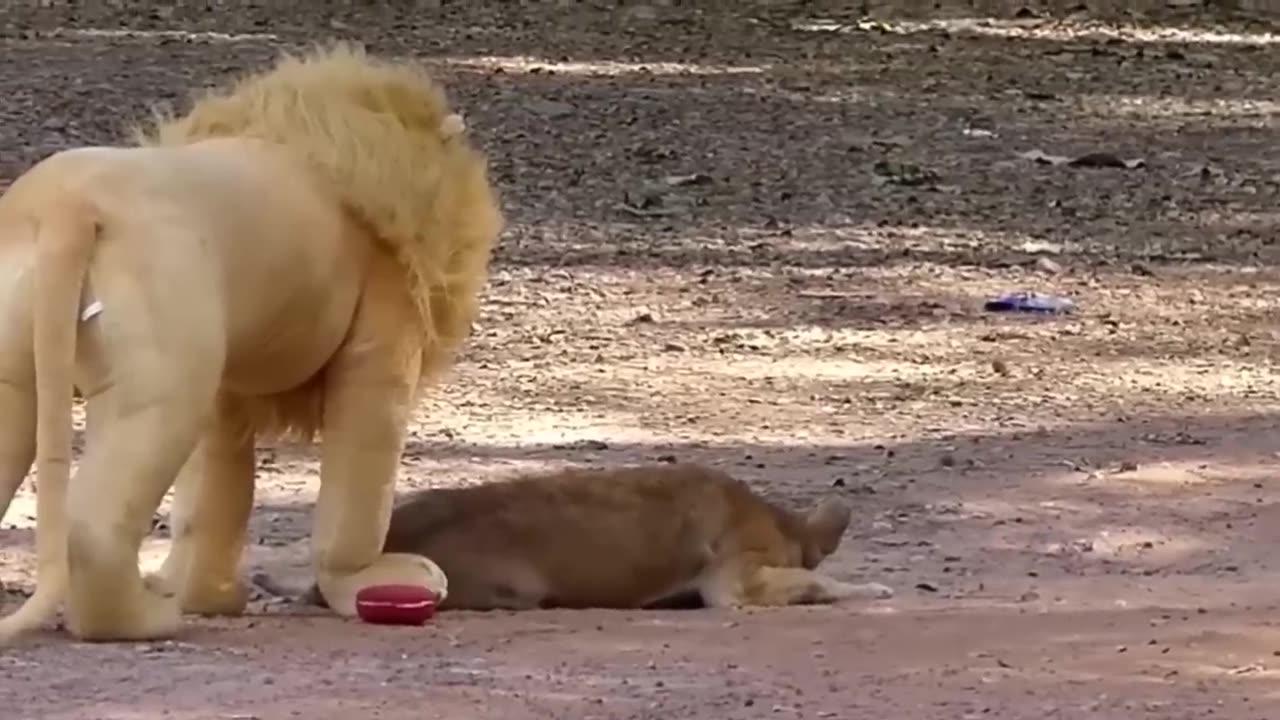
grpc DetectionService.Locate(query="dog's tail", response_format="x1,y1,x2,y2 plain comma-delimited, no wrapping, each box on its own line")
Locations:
0,200,98,644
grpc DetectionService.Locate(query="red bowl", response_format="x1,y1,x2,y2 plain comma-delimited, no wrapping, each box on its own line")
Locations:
355,584,439,626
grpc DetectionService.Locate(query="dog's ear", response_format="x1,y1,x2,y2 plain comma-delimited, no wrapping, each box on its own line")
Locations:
804,496,852,558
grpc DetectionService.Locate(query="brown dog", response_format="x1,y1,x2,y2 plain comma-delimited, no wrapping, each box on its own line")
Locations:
285,463,892,611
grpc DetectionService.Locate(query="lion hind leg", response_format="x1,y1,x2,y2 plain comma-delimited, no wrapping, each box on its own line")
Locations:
143,446,201,599
0,380,58,644
0,415,60,645
0,382,38,643
0,379,60,644
146,397,255,617
63,316,225,639
0,382,35,531
63,377,223,641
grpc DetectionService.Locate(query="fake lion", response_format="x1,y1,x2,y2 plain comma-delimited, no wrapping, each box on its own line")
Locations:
0,43,503,642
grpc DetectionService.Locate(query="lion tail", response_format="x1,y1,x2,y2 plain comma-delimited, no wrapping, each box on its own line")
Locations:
0,202,97,644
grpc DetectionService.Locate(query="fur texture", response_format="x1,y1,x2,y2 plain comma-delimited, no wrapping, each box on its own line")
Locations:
289,463,894,611
0,44,501,643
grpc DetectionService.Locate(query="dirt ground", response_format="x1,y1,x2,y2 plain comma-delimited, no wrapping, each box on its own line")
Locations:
3,2,1280,718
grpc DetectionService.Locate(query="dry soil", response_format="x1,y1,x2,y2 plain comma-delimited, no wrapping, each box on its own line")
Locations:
3,3,1280,719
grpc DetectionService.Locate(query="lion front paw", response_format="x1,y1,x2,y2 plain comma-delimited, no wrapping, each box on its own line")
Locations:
315,552,449,618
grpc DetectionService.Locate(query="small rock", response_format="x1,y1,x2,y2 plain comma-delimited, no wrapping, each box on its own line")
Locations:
527,98,575,118
663,173,713,187
625,4,659,20
1069,152,1144,169
1035,257,1063,274
553,439,609,451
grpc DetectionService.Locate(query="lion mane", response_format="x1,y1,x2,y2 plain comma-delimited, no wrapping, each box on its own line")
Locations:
133,43,504,439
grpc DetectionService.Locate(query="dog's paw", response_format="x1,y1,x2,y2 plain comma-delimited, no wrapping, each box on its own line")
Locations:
860,581,894,599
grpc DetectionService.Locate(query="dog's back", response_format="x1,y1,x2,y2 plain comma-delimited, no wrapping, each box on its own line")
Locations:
382,464,730,609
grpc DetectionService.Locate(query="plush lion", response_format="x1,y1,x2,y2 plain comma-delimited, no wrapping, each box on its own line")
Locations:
0,43,503,642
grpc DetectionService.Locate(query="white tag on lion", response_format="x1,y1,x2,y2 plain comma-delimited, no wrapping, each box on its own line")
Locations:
440,113,466,139
80,299,103,322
